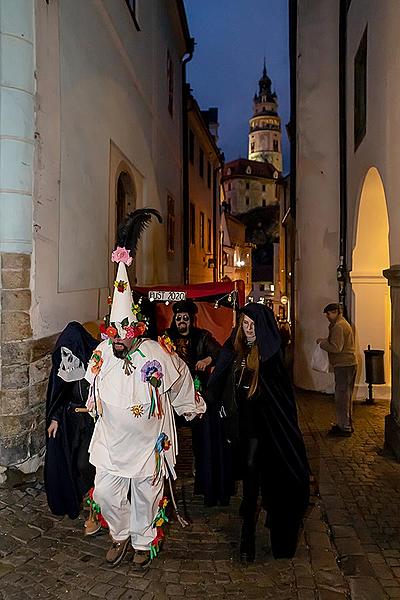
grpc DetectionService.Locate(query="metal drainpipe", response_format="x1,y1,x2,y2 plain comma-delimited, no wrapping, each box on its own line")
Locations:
338,0,348,318
182,42,194,285
213,161,223,282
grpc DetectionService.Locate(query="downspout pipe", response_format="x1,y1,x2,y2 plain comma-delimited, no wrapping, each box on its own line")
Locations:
182,41,194,285
212,160,224,283
338,0,348,317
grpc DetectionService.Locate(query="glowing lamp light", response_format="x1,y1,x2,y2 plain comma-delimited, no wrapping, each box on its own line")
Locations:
270,284,275,292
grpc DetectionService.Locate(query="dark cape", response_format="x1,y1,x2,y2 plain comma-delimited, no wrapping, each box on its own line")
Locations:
207,303,310,557
166,324,222,505
44,322,98,519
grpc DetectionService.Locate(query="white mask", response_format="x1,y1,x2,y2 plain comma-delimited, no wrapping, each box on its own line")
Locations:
57,347,86,382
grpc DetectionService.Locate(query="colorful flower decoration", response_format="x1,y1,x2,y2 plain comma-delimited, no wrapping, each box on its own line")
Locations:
150,496,169,560
131,404,144,418
141,361,164,418
90,350,103,376
114,280,128,293
86,487,108,529
124,321,147,339
158,334,176,355
111,246,133,266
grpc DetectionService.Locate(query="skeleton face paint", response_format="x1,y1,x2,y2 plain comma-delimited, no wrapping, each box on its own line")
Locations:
57,347,86,382
175,312,190,336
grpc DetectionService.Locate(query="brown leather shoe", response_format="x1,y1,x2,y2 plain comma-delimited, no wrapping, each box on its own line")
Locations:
132,550,151,569
106,537,130,566
84,517,101,537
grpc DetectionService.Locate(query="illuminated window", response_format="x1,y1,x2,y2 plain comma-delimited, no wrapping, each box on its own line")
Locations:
200,212,205,249
190,203,195,245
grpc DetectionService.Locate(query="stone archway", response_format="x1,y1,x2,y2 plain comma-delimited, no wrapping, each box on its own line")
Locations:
351,167,391,399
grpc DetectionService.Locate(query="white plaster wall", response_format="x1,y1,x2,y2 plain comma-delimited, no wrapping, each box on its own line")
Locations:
32,0,186,338
0,0,35,253
294,0,340,392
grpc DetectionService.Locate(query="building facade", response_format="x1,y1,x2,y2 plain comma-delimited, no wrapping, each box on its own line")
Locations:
293,0,400,456
221,159,280,215
220,210,253,297
0,0,192,470
187,93,223,284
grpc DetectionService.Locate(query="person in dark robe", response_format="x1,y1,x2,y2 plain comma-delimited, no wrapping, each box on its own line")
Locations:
166,300,221,505
44,321,98,522
207,303,310,562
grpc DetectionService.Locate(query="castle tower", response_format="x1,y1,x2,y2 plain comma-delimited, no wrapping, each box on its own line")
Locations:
248,61,282,172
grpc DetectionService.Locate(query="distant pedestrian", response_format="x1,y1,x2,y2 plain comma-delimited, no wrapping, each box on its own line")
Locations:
317,303,357,437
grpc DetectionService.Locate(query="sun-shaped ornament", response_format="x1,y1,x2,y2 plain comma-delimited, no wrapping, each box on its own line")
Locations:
131,404,144,418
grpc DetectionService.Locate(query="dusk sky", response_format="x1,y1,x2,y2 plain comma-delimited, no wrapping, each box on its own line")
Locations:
183,0,290,173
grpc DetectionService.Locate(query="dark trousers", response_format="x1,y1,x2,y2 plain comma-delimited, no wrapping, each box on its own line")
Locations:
333,365,357,431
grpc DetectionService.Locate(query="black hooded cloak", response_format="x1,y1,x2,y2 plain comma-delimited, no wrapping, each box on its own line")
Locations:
44,322,98,519
207,303,310,558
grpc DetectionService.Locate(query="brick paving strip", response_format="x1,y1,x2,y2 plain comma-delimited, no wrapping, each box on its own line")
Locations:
1,392,397,599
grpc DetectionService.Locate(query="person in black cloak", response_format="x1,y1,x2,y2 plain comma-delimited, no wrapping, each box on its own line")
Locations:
207,303,310,562
166,300,222,506
44,321,98,523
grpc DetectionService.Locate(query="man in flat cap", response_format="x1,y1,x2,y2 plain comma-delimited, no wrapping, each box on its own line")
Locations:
317,303,357,437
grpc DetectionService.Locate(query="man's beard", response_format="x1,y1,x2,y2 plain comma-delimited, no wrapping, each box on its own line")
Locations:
112,345,130,359
177,324,189,336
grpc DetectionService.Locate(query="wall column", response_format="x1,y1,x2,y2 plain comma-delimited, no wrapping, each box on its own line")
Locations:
383,265,400,459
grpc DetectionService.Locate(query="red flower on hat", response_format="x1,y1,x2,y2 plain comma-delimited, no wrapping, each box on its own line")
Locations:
105,326,117,339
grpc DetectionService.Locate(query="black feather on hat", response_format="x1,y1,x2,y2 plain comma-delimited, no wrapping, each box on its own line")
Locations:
116,208,162,256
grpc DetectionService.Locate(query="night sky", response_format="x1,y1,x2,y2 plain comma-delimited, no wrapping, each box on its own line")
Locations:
183,0,290,173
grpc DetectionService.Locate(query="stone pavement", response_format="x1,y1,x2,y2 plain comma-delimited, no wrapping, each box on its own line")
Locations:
0,392,398,599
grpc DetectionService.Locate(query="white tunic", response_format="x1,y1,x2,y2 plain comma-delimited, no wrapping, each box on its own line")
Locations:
85,339,205,480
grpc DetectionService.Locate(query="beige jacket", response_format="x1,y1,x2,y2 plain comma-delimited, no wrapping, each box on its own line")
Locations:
320,316,357,368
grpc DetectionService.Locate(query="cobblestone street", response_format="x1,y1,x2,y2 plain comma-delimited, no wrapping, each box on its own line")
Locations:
1,393,399,599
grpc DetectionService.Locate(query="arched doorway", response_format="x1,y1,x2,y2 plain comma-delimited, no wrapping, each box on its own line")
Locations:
351,167,391,399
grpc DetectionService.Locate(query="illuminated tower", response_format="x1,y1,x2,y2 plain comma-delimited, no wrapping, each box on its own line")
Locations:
248,61,283,172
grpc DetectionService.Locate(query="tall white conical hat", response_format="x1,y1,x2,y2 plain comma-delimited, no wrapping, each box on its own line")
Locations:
110,261,136,337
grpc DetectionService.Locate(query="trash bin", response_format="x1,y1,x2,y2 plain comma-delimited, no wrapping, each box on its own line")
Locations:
364,345,385,404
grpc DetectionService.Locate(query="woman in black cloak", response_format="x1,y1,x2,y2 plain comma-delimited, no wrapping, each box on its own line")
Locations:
44,322,98,521
207,303,310,562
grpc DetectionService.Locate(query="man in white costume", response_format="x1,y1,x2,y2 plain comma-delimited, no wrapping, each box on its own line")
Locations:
86,216,205,569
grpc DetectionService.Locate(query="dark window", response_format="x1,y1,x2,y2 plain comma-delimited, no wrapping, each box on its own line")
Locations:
260,284,265,291
207,218,212,252
167,195,175,255
262,184,266,192
200,212,205,249
246,197,249,206
251,142,255,153
190,203,195,245
273,139,279,152
167,50,174,118
199,148,204,178
246,182,250,190
262,199,266,207
354,26,367,151
125,0,140,30
189,130,194,164
207,162,212,188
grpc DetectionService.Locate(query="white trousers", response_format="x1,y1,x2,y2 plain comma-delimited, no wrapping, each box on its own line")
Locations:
94,470,164,551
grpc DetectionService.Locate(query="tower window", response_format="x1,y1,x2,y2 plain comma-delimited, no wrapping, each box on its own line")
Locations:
251,142,255,153
262,199,266,207
246,182,250,190
246,197,250,206
262,184,266,192
273,140,279,152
